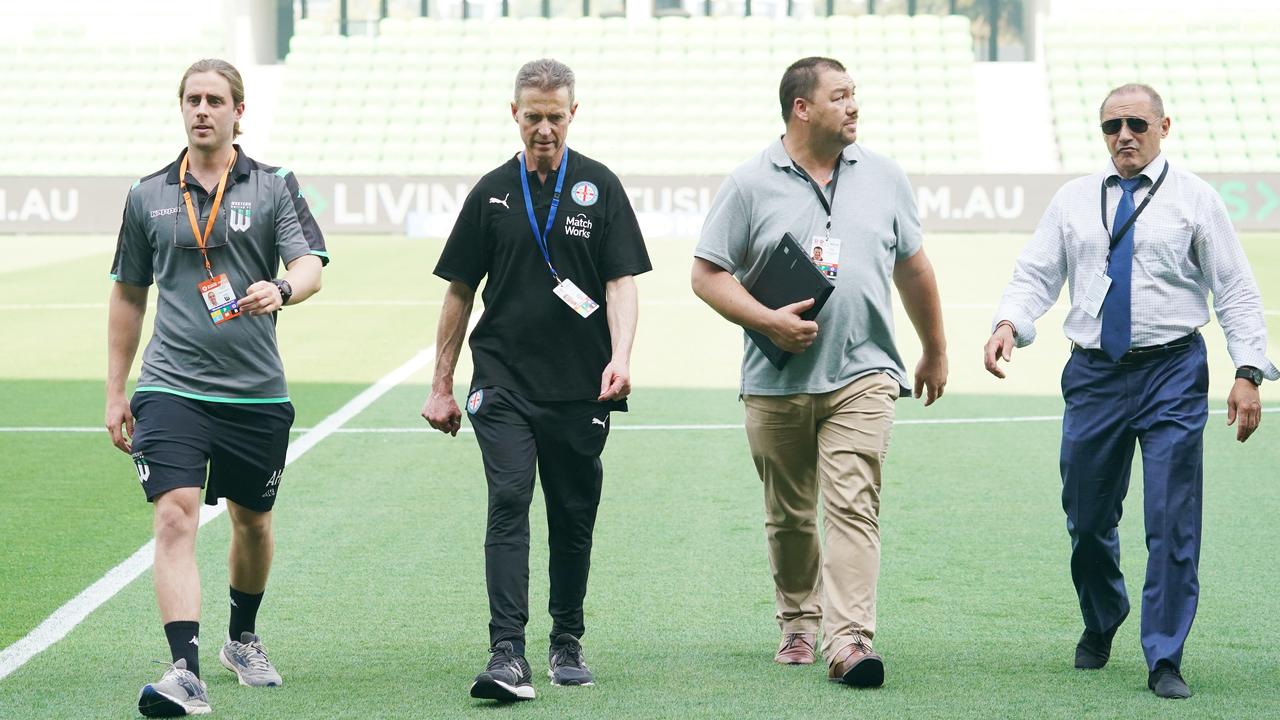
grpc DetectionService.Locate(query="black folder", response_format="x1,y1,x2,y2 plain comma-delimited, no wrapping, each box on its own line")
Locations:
744,232,835,370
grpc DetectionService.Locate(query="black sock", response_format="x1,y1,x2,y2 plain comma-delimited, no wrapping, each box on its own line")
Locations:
164,621,200,677
229,587,264,642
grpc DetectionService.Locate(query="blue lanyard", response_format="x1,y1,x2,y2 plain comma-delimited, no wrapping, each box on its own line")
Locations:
519,147,569,283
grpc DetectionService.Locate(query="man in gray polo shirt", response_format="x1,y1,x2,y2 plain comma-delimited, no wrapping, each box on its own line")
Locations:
691,57,946,687
106,58,326,717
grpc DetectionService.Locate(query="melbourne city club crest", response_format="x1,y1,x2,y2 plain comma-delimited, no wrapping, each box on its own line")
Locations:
466,389,484,414
570,181,598,206
228,201,252,232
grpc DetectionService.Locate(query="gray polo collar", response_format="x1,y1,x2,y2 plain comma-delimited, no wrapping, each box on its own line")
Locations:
767,137,862,173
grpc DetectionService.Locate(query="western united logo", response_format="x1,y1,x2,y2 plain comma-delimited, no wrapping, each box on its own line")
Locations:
132,452,150,484
228,201,252,232
570,181,598,207
564,213,593,239
466,389,484,414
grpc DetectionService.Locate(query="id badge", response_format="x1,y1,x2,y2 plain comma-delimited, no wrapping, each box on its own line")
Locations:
552,278,600,318
198,273,241,325
809,235,841,279
1080,272,1112,319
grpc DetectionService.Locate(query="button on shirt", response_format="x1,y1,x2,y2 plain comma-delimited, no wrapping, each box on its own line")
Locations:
993,154,1278,379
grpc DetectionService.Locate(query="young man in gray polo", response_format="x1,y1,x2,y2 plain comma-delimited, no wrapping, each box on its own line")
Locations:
106,58,326,717
691,57,947,687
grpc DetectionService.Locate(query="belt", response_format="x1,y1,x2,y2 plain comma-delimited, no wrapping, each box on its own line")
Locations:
1071,330,1199,364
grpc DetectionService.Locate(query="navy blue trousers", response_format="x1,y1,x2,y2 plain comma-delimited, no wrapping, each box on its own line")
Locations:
1059,335,1208,671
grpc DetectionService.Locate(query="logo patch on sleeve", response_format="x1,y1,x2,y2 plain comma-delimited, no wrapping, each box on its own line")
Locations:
570,181,599,206
466,390,484,414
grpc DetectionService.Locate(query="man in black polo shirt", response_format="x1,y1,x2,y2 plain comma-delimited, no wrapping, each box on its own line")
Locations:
422,58,650,702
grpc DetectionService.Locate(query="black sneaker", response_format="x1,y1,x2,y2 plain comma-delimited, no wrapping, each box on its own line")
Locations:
470,641,535,702
548,633,595,687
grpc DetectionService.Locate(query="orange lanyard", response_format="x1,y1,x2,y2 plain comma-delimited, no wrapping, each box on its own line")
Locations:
179,150,236,278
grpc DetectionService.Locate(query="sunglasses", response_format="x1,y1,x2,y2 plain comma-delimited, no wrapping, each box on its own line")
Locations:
1100,117,1151,135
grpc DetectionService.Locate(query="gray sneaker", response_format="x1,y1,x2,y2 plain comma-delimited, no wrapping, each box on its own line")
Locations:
548,633,594,687
219,632,283,687
137,659,211,717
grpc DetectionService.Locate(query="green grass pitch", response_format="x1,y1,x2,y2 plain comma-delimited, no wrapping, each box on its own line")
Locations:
0,233,1277,718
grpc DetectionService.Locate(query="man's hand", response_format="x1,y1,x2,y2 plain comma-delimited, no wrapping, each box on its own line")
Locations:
1226,379,1262,443
105,394,134,454
767,298,819,354
422,390,462,436
984,323,1016,379
599,359,631,402
914,351,948,406
239,280,284,315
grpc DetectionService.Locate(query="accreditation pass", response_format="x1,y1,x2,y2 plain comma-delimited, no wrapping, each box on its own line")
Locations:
552,278,599,318
199,273,241,326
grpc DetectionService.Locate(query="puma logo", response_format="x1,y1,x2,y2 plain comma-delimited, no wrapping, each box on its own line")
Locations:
489,193,510,209
591,417,607,428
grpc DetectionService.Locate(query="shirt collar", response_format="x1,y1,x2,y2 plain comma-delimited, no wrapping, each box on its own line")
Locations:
1104,153,1166,187
767,136,861,172
166,144,253,186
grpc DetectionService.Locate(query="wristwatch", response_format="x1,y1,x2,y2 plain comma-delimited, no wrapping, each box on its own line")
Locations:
271,278,293,306
1235,365,1263,386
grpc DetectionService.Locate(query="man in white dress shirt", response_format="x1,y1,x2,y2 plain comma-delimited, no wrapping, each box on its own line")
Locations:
983,84,1274,700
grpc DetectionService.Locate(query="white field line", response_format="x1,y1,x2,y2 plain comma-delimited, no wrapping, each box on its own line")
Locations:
3,407,1274,436
0,314,478,681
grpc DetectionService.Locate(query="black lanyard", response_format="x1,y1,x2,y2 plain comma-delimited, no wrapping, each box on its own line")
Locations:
791,158,842,237
1100,161,1169,262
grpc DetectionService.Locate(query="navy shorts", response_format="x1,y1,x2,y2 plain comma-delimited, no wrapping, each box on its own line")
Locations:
129,392,295,512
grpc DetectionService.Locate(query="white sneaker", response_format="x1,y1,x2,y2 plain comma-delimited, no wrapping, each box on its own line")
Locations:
219,632,283,687
137,658,211,717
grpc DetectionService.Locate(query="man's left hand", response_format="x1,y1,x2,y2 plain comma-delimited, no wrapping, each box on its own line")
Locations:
599,360,631,402
914,351,948,407
1226,379,1263,443
239,280,284,315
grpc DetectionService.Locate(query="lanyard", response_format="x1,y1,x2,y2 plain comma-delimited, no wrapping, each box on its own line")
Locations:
519,147,570,283
179,150,237,278
791,157,842,240
1099,161,1169,263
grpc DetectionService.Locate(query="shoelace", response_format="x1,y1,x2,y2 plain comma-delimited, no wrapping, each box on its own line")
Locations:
552,642,585,668
486,646,520,673
149,660,205,695
780,633,812,652
849,636,873,654
241,641,275,672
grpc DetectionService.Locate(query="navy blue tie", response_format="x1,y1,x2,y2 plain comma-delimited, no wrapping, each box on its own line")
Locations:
1100,176,1144,362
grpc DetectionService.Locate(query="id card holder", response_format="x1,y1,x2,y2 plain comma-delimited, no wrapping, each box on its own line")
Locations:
1080,272,1111,319
552,278,600,318
199,273,241,325
809,234,841,279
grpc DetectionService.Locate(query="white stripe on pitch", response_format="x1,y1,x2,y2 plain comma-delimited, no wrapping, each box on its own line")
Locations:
0,315,478,680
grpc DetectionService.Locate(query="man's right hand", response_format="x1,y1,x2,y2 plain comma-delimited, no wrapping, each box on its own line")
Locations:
983,322,1016,379
422,390,462,436
105,394,134,454
766,298,820,354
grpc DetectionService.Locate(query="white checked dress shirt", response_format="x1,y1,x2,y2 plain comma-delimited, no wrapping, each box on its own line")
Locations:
994,154,1278,379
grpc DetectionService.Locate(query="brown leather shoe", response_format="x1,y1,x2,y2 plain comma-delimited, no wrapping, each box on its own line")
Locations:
827,636,884,687
774,632,816,665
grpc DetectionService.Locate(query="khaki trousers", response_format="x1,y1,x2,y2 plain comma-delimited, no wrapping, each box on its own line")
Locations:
743,372,897,662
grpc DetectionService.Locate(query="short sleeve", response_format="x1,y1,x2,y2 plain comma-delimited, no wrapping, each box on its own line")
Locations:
109,186,153,286
275,169,328,266
597,173,651,280
892,165,923,260
694,175,751,273
434,186,488,290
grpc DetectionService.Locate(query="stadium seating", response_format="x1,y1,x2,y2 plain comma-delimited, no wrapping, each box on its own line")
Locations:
1043,14,1280,173
0,25,224,176
272,14,984,176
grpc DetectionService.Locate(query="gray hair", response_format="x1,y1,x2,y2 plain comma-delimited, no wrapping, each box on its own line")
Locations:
514,58,575,104
1099,83,1165,119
